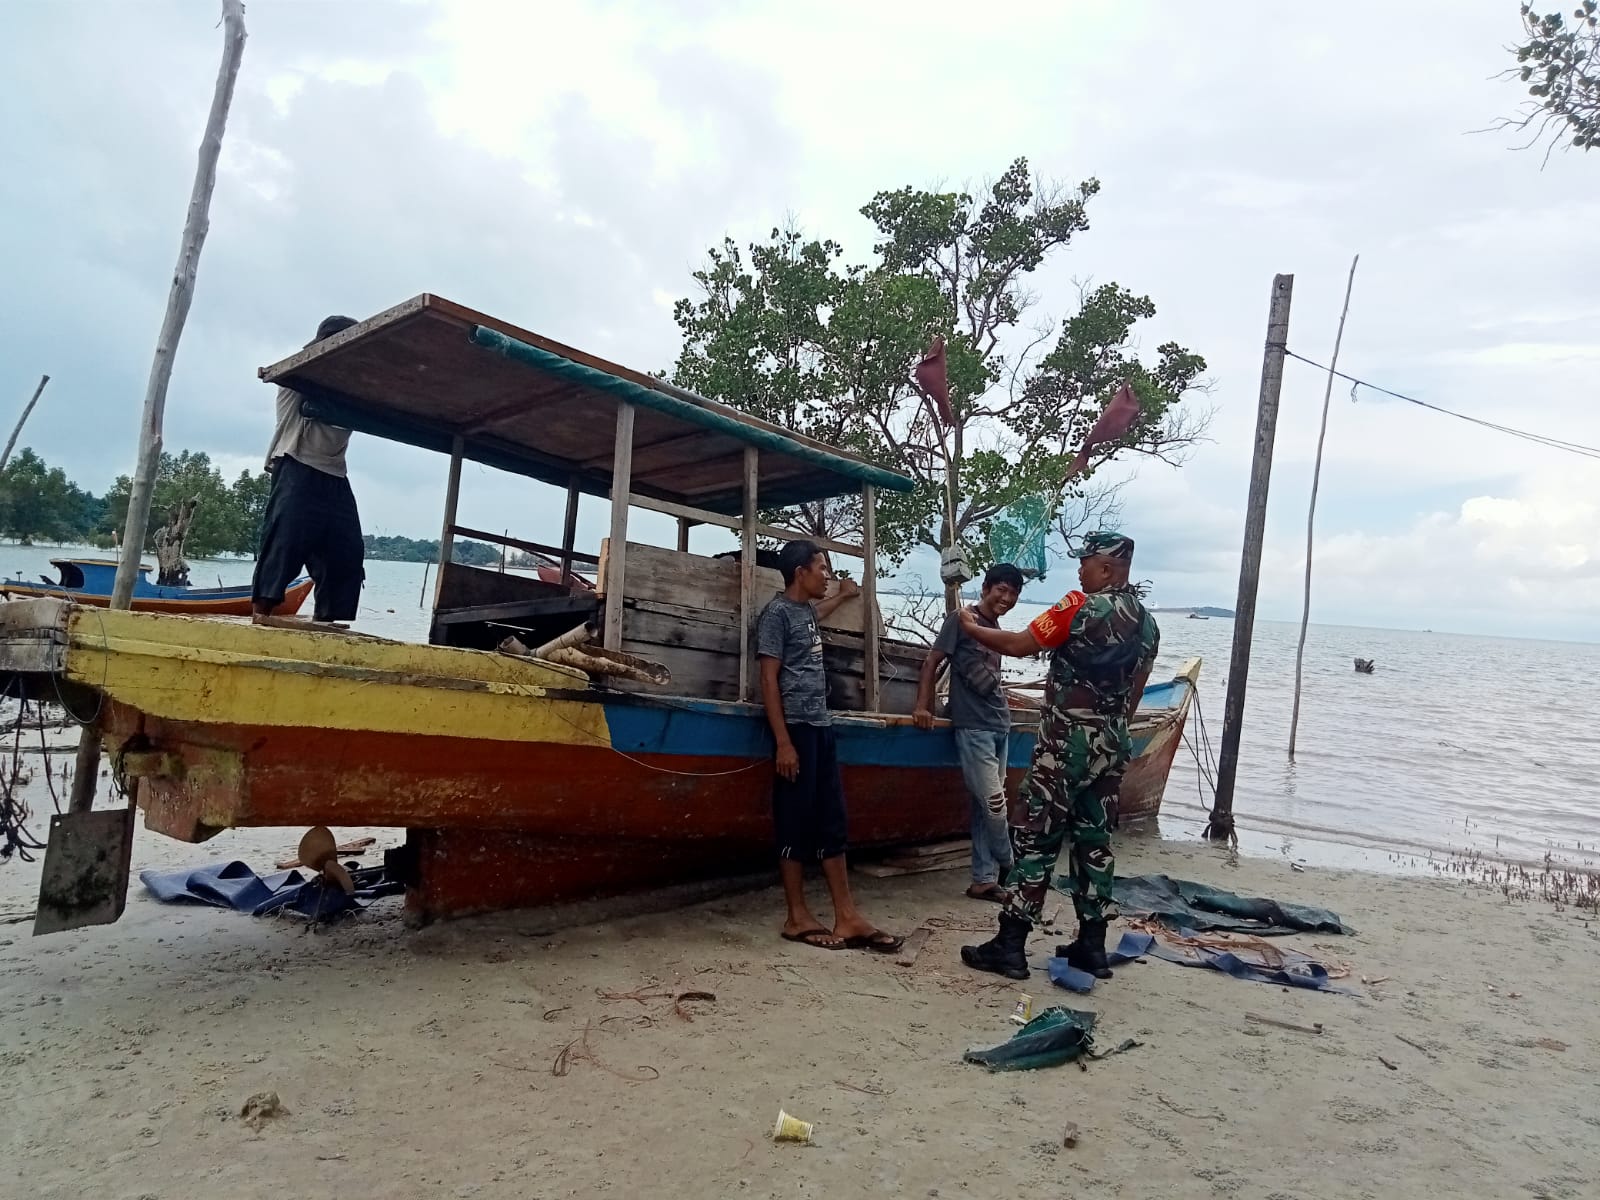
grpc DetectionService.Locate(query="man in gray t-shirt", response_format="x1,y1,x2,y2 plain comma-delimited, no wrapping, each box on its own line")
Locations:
756,539,901,955
756,594,831,726
913,562,1026,902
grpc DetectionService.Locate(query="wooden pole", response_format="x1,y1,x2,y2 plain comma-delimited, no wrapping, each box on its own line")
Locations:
432,435,463,613
111,0,246,611
676,517,691,553
942,424,962,612
0,375,49,473
1208,273,1294,841
559,479,579,584
862,484,881,712
73,0,246,815
418,559,431,608
739,446,758,702
1288,256,1359,761
603,403,635,650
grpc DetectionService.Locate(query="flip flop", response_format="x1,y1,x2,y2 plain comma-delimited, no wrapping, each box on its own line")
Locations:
782,927,845,950
841,930,905,953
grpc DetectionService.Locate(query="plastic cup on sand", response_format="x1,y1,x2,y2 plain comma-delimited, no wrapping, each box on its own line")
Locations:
772,1109,814,1143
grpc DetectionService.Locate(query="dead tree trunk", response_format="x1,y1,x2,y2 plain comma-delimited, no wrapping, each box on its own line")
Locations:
153,496,199,587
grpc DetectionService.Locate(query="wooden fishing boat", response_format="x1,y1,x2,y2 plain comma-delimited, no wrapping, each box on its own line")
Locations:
0,557,311,617
0,294,1199,928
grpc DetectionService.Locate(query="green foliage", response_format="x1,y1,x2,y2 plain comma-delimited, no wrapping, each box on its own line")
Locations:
364,534,498,566
0,448,103,543
230,469,273,556
101,450,274,559
670,157,1208,586
0,448,501,566
1510,2,1599,151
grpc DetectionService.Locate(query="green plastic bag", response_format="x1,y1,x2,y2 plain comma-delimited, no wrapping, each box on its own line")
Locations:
962,1005,1097,1072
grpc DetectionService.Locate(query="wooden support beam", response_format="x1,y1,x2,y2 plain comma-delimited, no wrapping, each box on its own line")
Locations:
677,516,692,553
434,435,464,612
559,479,580,582
628,493,737,532
862,484,880,713
449,525,599,567
739,446,758,702
627,491,865,559
432,595,599,627
604,404,635,649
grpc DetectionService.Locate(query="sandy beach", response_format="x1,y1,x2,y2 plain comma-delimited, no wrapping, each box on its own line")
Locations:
3,819,1596,1200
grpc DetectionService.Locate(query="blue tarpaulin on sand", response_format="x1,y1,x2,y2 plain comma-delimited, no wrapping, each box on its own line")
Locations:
140,860,401,921
1047,929,1356,995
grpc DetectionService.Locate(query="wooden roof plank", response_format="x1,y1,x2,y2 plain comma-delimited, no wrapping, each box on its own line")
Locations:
259,294,915,512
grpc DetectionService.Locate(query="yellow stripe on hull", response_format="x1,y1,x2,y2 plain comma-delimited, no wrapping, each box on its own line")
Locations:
60,608,611,748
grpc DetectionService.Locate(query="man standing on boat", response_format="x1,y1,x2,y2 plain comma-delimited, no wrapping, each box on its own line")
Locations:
251,315,365,624
955,532,1159,982
757,539,903,954
912,562,1026,904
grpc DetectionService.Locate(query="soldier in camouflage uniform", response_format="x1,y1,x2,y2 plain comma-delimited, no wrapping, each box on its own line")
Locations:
956,531,1160,981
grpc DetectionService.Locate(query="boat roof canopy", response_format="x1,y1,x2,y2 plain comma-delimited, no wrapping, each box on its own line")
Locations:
259,295,915,515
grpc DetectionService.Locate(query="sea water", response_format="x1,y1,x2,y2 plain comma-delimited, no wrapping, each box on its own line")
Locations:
7,543,1596,876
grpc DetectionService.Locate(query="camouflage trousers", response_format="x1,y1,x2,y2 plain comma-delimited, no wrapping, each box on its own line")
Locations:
1002,718,1131,927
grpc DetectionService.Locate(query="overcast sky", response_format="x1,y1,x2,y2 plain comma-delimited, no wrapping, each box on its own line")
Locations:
2,1,1595,639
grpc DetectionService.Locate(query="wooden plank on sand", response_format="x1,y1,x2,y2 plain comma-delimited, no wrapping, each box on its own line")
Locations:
883,857,966,876
894,926,932,967
887,839,972,859
854,856,971,878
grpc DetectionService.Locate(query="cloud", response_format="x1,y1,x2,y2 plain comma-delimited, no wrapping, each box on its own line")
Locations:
1,0,1596,641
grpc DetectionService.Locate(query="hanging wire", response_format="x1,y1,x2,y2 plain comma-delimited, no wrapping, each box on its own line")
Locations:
1182,685,1220,814
1283,349,1600,461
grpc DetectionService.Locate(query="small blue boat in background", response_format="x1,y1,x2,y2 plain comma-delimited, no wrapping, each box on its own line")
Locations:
0,557,312,616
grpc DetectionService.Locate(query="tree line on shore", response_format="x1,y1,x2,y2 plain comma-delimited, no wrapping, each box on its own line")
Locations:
0,446,503,565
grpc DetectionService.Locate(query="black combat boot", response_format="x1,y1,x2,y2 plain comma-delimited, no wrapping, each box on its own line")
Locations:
1056,918,1113,980
961,911,1032,980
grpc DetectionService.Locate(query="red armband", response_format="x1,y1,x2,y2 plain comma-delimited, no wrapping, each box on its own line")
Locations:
1028,591,1087,650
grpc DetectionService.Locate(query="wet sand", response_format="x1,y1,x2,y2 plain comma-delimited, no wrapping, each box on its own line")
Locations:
3,821,1597,1200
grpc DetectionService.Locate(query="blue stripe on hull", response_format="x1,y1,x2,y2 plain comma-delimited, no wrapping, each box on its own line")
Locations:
600,684,1189,772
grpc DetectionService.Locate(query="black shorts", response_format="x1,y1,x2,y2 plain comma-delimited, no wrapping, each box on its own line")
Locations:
773,723,849,861
251,455,365,621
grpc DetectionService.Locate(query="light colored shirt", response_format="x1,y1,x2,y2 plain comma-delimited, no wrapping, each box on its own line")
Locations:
265,386,350,478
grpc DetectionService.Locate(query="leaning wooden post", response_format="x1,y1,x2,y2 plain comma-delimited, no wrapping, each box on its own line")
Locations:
1208,273,1294,841
603,403,635,650
0,375,49,473
432,435,464,613
739,446,759,701
558,478,580,585
862,484,881,712
111,0,247,612
1288,255,1359,761
72,0,247,815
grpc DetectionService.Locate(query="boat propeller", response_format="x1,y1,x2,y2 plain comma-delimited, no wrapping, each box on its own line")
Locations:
296,825,356,895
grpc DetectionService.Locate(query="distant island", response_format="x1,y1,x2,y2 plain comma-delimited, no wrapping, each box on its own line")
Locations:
364,533,499,566
1151,606,1235,618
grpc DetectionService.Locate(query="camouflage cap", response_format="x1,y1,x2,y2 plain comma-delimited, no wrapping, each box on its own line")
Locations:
1071,530,1135,561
